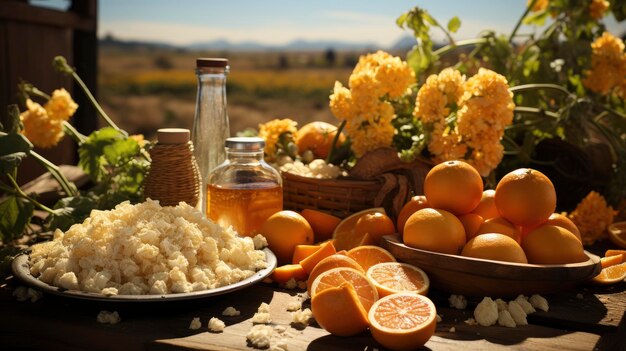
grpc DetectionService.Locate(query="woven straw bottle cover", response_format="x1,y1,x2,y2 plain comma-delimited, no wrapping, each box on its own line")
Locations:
144,128,202,207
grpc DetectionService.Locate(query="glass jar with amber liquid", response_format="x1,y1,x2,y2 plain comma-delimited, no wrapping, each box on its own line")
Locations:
207,137,283,236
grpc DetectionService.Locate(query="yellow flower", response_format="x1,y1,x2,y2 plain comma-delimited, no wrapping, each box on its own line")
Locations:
568,191,616,245
346,111,395,157
20,99,64,148
467,142,504,177
44,88,78,122
427,122,468,163
413,75,450,124
329,82,355,121
583,32,626,95
129,134,147,147
258,118,298,158
589,0,609,20
528,0,548,12
374,56,416,99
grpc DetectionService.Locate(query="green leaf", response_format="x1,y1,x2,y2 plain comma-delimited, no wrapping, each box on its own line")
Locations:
0,196,34,241
422,11,437,26
522,10,549,26
47,196,97,232
0,133,33,173
396,12,408,28
1,105,22,134
447,16,461,33
103,138,139,167
78,127,125,181
612,0,626,21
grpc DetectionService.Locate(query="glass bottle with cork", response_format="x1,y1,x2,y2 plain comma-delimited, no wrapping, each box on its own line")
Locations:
192,58,230,215
207,137,283,237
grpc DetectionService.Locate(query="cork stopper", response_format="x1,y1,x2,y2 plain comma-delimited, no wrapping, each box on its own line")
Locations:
196,58,229,68
157,128,190,144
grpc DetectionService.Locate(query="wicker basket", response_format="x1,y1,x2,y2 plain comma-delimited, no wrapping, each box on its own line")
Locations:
282,172,383,218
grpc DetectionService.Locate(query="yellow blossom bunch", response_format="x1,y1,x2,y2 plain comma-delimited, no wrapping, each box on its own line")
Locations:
414,68,514,176
329,50,415,157
589,0,610,20
568,191,617,245
583,32,626,94
258,118,298,159
528,0,548,12
19,88,79,148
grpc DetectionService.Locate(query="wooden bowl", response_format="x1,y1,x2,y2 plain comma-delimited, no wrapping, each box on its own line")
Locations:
381,234,602,297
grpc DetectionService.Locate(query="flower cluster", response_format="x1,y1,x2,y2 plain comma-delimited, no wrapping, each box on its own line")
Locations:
529,0,609,20
20,88,78,148
414,68,515,176
568,191,616,245
329,51,415,157
583,32,626,96
257,118,298,160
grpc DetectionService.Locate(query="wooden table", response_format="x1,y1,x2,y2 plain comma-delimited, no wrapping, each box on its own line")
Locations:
1,268,624,351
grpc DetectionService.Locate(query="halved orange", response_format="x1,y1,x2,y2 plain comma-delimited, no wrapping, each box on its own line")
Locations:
366,262,430,297
306,254,364,293
368,293,437,351
332,207,386,251
601,254,624,269
310,282,369,336
346,245,396,272
591,262,626,285
310,267,379,312
605,250,626,262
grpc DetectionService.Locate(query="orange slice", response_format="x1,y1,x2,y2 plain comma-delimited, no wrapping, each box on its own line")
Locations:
292,244,320,264
605,250,626,262
301,209,341,243
299,240,336,274
601,254,624,269
366,262,430,297
306,254,364,293
608,223,626,249
368,293,437,350
310,267,378,312
346,245,396,271
271,264,307,283
310,282,369,336
591,262,626,285
332,207,386,251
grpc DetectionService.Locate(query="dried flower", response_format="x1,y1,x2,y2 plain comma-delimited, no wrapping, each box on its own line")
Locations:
258,118,298,159
568,191,617,245
44,88,78,122
583,32,626,95
20,99,64,148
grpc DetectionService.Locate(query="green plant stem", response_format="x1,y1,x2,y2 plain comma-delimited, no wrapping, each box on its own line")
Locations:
69,70,125,136
6,174,55,214
62,121,87,144
326,119,346,164
30,150,78,197
509,83,574,97
509,0,536,43
514,106,560,119
433,38,487,57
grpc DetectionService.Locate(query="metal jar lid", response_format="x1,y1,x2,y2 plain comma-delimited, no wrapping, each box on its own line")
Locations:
196,58,229,68
225,137,265,151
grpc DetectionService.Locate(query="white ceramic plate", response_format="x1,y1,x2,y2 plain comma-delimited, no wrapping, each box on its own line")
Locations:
11,248,276,302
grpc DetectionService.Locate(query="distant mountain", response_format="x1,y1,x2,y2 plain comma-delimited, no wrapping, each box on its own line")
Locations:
99,35,180,50
390,36,417,51
187,38,380,51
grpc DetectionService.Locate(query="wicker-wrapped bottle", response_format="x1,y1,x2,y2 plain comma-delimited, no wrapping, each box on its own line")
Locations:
144,128,202,207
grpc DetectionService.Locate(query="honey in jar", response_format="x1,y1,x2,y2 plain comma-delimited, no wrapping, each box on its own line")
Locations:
206,137,283,236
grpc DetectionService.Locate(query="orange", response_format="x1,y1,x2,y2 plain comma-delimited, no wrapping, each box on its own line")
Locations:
366,262,430,297
271,264,308,283
301,209,341,243
368,293,437,351
458,213,484,241
403,208,466,255
521,213,582,242
591,262,626,285
292,244,321,264
306,254,364,293
261,210,314,265
461,233,528,264
300,241,337,274
423,160,483,215
397,195,429,235
475,217,522,243
310,267,379,312
353,212,396,246
310,282,369,336
601,254,624,269
295,121,346,159
521,225,587,264
606,249,626,262
347,245,397,272
495,168,556,227
332,207,386,251
472,189,499,220
608,222,626,249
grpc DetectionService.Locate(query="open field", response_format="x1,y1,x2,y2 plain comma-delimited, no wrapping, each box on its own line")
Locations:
97,48,378,139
